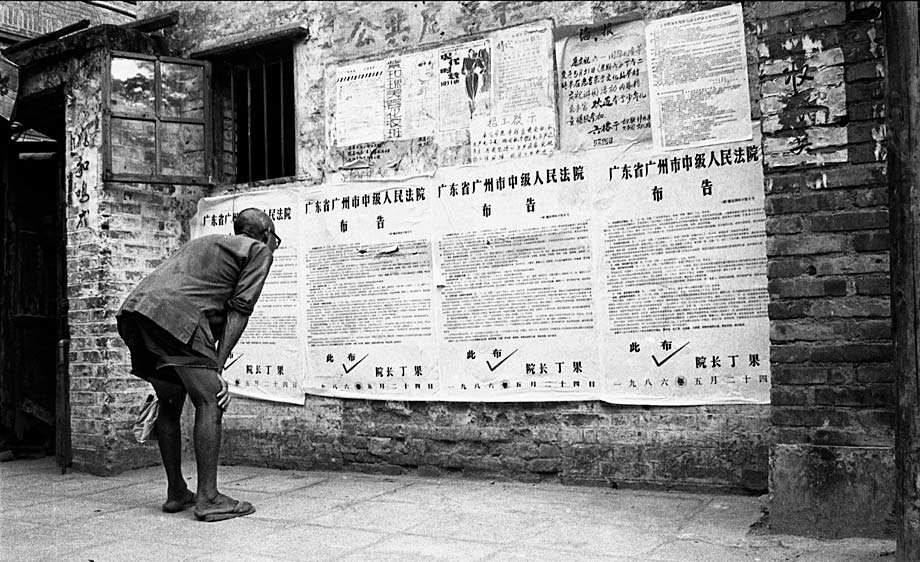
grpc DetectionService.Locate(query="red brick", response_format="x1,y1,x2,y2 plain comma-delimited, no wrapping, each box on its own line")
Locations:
806,296,890,317
768,278,848,298
845,60,885,82
855,275,890,295
852,232,889,251
809,210,888,231
841,41,885,64
766,216,805,234
773,365,830,385
771,343,892,363
848,142,886,164
810,429,888,447
772,386,812,406
856,320,891,340
767,234,850,256
852,187,888,207
814,385,894,406
769,300,810,319
847,100,886,121
813,254,888,275
768,258,811,278
771,407,854,428
856,364,893,383
812,164,887,189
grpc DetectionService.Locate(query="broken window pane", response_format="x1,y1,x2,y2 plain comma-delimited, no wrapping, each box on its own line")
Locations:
110,58,155,116
110,118,156,175
160,63,205,119
160,122,205,176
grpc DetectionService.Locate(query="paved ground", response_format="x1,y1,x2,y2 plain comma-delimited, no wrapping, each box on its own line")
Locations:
0,457,896,562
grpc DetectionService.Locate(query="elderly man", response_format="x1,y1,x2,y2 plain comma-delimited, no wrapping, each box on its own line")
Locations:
116,208,279,522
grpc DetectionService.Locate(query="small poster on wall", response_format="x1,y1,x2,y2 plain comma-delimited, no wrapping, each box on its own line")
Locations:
645,3,753,151
469,21,557,163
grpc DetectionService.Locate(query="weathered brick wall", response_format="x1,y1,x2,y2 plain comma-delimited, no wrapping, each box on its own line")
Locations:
18,46,142,473
756,2,892,449
116,0,776,491
753,1,894,536
15,24,207,473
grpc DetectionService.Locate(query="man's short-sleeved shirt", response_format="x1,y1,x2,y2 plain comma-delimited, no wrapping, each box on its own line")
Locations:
118,234,273,357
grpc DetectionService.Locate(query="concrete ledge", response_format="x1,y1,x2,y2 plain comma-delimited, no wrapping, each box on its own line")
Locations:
769,444,894,538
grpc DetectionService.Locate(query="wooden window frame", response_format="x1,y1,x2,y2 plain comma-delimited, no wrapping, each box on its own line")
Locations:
102,51,212,185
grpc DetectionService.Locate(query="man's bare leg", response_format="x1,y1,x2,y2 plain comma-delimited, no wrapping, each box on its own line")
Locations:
173,366,224,500
173,366,254,521
149,376,193,507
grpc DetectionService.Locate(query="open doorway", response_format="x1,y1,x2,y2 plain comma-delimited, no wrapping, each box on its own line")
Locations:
0,89,69,465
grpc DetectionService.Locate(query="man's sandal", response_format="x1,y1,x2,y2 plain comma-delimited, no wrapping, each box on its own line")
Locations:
194,499,255,522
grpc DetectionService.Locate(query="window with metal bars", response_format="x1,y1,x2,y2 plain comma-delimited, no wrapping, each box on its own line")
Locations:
225,46,295,183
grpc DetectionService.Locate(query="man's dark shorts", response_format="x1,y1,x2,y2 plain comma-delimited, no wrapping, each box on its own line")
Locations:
116,311,219,385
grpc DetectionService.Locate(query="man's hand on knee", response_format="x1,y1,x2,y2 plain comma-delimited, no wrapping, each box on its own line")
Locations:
216,375,231,411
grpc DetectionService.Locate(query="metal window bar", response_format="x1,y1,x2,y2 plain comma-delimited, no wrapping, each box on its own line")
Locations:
230,51,293,183
279,58,285,175
261,56,269,181
246,66,253,181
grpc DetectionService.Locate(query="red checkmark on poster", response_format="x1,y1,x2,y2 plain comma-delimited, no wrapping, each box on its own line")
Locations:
343,354,369,374
487,349,518,372
652,342,690,367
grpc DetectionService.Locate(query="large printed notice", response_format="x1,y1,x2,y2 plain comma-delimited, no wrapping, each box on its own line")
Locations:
301,180,440,400
433,155,600,401
191,141,769,405
191,189,306,405
590,133,769,404
645,3,752,151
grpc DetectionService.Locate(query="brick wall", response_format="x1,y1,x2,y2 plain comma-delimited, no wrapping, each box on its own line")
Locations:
86,1,894,509
753,1,894,536
101,0,772,491
755,1,893,449
3,0,881,536
14,23,206,473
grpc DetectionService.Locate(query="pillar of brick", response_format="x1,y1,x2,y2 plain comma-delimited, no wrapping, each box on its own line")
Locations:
756,1,895,537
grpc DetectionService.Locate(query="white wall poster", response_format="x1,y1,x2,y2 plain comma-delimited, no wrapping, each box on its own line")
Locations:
300,180,441,400
645,3,753,151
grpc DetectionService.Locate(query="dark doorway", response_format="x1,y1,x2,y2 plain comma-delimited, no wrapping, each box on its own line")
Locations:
0,90,69,465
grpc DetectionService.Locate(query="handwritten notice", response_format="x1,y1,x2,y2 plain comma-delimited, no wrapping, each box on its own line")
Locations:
557,18,651,152
645,3,752,151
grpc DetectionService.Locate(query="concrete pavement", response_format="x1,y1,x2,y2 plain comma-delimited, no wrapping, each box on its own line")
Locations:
0,457,896,562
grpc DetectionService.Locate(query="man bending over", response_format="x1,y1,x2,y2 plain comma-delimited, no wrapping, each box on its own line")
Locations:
116,208,279,522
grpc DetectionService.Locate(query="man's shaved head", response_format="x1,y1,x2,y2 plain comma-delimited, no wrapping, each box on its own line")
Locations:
233,208,274,240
